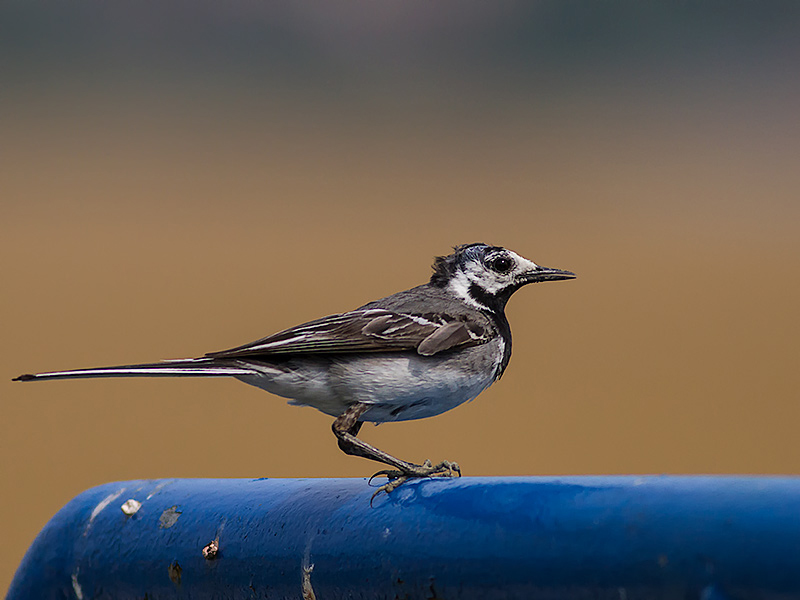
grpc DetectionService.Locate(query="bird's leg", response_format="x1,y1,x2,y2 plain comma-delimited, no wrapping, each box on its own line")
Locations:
332,403,461,499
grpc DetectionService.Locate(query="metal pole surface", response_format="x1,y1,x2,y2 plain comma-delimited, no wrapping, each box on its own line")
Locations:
7,476,800,599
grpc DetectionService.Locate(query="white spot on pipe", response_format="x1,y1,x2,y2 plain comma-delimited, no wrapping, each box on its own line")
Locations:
302,564,316,600
71,569,84,599
120,499,141,516
302,537,317,600
202,539,219,560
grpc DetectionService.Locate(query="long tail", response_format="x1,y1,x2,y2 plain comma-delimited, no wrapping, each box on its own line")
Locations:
13,358,257,382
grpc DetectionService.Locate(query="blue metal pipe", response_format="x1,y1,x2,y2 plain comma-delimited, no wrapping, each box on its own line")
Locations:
8,476,800,599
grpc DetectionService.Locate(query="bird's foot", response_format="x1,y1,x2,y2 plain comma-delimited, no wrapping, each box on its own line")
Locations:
369,459,461,504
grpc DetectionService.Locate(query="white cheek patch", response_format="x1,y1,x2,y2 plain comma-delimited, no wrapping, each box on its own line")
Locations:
447,270,490,310
468,266,506,295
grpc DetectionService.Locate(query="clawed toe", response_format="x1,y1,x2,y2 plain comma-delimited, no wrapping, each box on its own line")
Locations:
409,459,460,478
431,460,461,477
368,459,462,503
370,476,410,505
368,469,405,485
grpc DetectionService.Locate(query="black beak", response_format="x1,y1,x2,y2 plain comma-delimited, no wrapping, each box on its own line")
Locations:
521,266,576,284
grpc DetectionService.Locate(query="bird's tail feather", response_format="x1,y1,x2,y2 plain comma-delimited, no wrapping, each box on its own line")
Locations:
13,358,256,382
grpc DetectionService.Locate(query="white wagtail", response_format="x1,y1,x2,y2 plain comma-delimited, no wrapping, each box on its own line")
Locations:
15,243,574,495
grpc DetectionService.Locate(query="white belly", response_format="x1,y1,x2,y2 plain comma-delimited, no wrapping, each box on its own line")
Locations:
234,340,503,423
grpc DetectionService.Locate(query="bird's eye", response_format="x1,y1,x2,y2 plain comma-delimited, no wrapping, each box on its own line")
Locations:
489,256,513,273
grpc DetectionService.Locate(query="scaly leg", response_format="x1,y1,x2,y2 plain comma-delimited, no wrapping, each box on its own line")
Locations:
331,402,461,501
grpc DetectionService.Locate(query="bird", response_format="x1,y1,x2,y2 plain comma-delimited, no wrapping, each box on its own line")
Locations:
14,243,575,497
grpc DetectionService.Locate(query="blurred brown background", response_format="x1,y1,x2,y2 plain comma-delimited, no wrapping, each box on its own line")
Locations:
2,2,800,592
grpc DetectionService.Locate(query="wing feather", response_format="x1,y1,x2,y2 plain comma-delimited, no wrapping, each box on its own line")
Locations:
206,310,488,359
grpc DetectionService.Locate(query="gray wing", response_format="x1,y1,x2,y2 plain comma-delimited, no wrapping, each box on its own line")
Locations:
205,309,488,359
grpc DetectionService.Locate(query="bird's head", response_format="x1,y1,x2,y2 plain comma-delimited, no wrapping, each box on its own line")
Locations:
430,243,575,312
